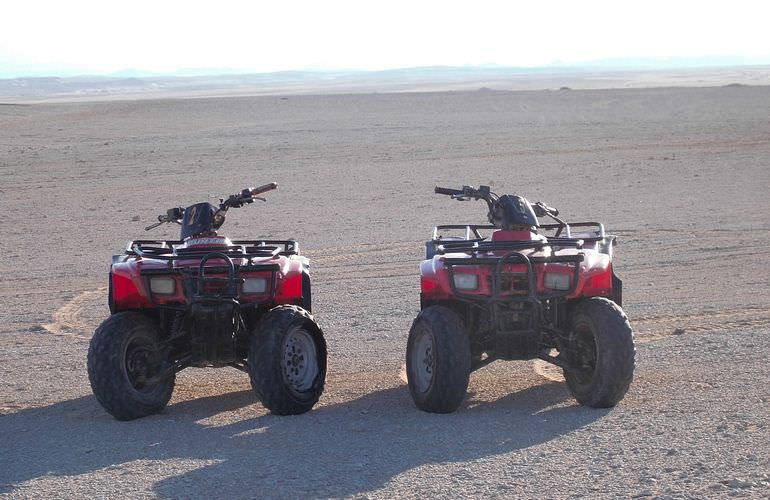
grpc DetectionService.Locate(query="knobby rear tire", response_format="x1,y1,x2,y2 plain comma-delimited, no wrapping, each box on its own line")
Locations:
406,305,471,413
87,311,175,421
248,305,327,415
563,298,635,408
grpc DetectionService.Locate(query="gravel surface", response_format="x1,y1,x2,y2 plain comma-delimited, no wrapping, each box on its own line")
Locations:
1,86,769,498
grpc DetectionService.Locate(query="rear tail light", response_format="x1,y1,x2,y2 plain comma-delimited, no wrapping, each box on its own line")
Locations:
112,273,140,301
587,271,611,290
279,273,302,298
420,277,437,293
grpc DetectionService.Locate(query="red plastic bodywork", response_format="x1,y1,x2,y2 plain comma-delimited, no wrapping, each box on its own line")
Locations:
420,229,614,301
110,237,306,312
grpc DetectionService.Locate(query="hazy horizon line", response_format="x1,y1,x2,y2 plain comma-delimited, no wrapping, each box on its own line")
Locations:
3,54,770,80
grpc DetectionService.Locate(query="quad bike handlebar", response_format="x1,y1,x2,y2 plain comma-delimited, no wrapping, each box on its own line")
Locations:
144,182,278,231
250,182,278,196
435,185,491,200
435,185,558,216
435,186,464,196
434,184,563,230
145,209,182,231
221,182,278,209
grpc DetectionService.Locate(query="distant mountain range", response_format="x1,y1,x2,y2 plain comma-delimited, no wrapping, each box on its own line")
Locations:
2,55,770,80
2,59,769,103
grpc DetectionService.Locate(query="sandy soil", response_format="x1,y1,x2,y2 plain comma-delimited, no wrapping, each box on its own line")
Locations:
1,85,769,498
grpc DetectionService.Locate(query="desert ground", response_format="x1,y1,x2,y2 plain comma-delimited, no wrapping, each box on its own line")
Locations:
1,84,769,498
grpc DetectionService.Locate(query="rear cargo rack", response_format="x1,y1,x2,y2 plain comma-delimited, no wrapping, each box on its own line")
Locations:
436,238,584,255
433,222,606,241
126,239,299,261
429,221,612,257
539,221,606,241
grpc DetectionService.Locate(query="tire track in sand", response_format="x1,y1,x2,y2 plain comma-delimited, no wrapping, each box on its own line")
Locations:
534,306,770,382
633,307,770,343
41,287,106,341
308,241,421,284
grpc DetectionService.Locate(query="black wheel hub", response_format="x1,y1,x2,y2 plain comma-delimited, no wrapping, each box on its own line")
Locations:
125,342,163,392
568,324,598,383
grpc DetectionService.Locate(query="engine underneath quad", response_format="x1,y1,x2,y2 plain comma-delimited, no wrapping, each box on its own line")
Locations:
406,185,635,413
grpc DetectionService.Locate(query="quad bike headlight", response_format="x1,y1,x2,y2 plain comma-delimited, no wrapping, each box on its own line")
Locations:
544,272,571,291
453,273,479,290
149,277,176,295
242,277,268,294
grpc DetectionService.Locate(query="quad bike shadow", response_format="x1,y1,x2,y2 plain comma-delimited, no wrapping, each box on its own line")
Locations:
155,382,608,498
0,390,256,494
0,380,607,497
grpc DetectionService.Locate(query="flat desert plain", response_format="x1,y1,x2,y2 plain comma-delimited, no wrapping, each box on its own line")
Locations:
1,85,769,498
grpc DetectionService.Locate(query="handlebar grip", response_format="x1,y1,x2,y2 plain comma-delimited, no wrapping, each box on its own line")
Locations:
435,186,462,196
250,182,278,196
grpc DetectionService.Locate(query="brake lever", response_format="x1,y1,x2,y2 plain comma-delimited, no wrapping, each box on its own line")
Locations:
233,195,266,206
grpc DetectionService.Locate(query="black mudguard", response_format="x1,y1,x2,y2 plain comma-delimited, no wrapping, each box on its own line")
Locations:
611,271,623,307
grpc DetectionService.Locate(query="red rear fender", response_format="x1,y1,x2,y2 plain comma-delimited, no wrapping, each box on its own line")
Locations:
573,251,612,299
110,254,309,309
420,250,614,300
274,258,305,304
111,261,152,311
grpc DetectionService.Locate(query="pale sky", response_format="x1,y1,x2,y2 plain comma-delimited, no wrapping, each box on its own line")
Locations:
2,0,769,77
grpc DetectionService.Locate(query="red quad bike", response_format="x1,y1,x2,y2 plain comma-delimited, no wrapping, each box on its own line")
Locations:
406,185,634,413
87,182,326,420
